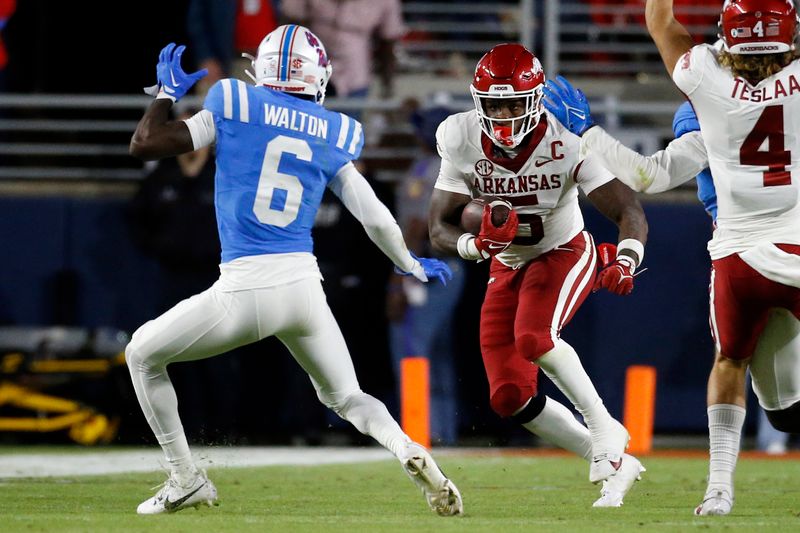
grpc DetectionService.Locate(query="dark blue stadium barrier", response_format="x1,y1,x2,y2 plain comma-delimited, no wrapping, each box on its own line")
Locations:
0,196,748,434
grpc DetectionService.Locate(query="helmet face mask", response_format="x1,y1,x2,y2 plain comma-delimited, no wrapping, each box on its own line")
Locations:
471,43,546,149
719,0,799,55
247,24,333,104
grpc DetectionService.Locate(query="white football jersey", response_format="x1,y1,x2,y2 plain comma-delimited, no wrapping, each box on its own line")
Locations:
674,44,800,259
435,111,615,268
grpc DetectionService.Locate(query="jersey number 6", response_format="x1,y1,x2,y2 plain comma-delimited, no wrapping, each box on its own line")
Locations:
253,136,311,227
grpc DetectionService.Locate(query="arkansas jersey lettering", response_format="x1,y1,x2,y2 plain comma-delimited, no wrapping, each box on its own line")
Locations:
434,110,616,267
731,75,800,102
472,174,562,194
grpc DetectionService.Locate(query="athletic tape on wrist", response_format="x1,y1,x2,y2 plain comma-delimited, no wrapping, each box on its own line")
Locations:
617,238,644,267
156,91,177,103
457,233,483,261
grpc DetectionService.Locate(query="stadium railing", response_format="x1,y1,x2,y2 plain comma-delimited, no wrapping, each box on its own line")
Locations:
0,93,689,188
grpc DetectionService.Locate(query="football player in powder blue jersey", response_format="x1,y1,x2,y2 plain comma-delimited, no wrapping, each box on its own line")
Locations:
127,26,462,517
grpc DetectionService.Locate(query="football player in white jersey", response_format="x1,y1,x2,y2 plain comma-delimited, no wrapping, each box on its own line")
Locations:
428,43,648,508
125,25,463,516
542,0,800,516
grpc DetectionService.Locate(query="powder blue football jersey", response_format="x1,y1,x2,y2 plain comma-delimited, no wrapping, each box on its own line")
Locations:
204,79,364,262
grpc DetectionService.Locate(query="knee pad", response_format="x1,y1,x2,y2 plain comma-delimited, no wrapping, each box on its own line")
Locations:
765,401,800,433
490,383,532,418
515,332,554,361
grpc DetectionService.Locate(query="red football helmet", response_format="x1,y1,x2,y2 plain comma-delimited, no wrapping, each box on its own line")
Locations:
719,0,799,55
470,43,545,148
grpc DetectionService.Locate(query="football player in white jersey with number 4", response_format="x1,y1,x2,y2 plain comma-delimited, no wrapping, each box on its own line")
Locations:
126,25,462,516
428,43,648,508
543,0,800,517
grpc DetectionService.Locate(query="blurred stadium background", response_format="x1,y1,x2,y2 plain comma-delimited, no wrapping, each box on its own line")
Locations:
0,0,777,451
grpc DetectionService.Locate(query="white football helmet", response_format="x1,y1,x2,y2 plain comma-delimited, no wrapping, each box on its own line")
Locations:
245,24,333,104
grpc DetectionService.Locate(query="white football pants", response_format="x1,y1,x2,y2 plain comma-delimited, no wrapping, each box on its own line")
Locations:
750,308,800,411
125,277,412,459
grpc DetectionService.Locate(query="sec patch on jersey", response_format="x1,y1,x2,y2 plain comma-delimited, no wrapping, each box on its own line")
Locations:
460,196,510,235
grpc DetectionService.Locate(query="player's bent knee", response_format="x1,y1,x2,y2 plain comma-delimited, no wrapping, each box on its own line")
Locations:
765,402,800,433
124,343,144,370
515,332,554,361
490,383,533,418
124,340,163,373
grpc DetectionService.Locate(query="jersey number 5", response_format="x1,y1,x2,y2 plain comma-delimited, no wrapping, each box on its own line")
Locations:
740,105,793,187
253,136,311,227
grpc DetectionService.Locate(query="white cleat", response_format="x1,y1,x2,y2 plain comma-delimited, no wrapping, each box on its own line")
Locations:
402,444,463,516
589,419,630,484
136,471,218,515
593,454,645,508
694,488,733,516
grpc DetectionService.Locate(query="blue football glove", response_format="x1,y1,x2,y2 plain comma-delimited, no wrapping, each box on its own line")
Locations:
145,43,208,102
394,253,454,286
542,75,596,136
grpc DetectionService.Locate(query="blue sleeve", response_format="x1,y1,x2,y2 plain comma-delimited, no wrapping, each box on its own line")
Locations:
696,169,718,220
203,80,226,118
331,112,364,162
672,101,717,221
672,101,701,138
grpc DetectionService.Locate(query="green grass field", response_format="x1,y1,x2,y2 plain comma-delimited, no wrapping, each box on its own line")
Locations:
1,451,799,532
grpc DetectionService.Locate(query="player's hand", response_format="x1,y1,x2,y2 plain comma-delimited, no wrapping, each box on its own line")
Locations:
542,75,595,136
149,43,208,102
474,200,519,259
593,242,635,296
395,253,453,286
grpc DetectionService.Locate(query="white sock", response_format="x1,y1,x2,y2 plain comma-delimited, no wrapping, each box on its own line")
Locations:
536,340,613,436
522,396,593,460
707,404,746,494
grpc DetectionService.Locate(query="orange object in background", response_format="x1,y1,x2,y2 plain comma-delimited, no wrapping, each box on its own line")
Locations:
623,365,657,454
401,357,430,448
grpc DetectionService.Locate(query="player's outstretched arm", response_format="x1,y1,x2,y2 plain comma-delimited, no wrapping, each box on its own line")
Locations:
329,163,451,284
130,100,195,160
582,127,707,193
645,0,695,75
543,76,707,192
130,43,208,160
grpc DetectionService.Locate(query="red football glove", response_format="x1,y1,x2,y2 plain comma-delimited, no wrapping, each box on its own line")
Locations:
593,242,635,296
474,200,519,259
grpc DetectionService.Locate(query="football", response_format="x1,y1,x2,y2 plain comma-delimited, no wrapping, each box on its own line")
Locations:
460,196,510,235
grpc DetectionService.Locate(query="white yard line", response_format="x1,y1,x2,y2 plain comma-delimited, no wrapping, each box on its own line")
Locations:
0,447,396,478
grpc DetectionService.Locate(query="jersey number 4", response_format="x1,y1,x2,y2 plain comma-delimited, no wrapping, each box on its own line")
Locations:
740,105,793,187
253,136,310,227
